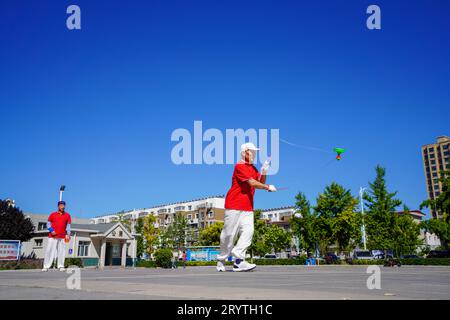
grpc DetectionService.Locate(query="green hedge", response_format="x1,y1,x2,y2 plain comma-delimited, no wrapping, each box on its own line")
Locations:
64,258,83,268
136,258,308,268
347,259,385,265
400,258,450,265
253,257,307,265
0,259,43,270
136,260,157,268
136,257,450,268
348,258,450,266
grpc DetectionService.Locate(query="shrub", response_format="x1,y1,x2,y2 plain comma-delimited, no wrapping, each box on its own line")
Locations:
399,258,450,266
347,259,385,265
153,248,173,268
0,259,43,270
136,260,157,268
65,258,83,268
253,257,307,265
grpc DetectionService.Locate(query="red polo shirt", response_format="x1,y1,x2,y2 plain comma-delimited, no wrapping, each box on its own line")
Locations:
48,211,71,239
225,162,261,212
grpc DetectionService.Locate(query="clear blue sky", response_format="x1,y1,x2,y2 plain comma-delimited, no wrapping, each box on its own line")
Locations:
1,0,449,218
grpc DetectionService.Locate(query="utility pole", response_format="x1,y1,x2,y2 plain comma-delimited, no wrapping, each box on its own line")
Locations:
359,187,367,250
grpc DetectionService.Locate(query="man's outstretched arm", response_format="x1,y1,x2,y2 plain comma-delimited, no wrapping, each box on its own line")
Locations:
247,178,269,190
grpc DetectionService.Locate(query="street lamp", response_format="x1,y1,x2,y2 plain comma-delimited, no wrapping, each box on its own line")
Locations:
59,185,66,201
359,187,367,250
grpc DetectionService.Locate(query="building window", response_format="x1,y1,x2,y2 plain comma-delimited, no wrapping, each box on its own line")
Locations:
207,211,214,218
34,239,43,247
188,206,192,210
429,154,435,159
119,231,123,237
77,241,90,257
187,214,192,220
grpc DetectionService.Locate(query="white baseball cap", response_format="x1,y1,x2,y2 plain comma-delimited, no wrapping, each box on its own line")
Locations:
241,142,260,153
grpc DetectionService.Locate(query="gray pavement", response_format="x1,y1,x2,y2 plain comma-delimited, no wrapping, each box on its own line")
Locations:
0,265,449,300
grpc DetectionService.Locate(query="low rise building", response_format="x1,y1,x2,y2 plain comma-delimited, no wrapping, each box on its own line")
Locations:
22,214,136,267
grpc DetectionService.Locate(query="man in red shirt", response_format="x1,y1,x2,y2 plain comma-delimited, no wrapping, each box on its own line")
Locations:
42,201,72,271
217,142,277,272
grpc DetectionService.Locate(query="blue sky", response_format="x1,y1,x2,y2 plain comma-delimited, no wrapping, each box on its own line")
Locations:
1,0,449,218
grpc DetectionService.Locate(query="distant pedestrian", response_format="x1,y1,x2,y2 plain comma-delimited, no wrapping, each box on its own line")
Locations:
171,254,177,269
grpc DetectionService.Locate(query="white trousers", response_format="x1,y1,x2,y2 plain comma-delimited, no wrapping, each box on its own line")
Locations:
43,238,66,269
217,210,254,261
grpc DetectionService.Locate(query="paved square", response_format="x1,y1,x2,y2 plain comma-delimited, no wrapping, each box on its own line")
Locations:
0,265,449,300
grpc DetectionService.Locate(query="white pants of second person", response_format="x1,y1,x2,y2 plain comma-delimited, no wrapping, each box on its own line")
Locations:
217,210,254,261
43,238,66,269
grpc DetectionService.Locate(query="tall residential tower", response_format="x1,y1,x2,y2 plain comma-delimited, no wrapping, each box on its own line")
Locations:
421,136,450,219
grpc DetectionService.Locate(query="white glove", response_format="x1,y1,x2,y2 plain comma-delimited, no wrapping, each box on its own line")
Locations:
261,159,270,173
267,185,277,192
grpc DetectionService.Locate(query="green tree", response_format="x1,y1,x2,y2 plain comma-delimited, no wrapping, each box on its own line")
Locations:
420,218,450,249
199,221,223,246
134,217,145,259
393,208,422,256
171,213,188,249
249,210,270,259
160,213,189,249
420,170,450,248
420,170,450,220
364,165,402,251
264,224,292,254
290,192,317,254
143,214,159,256
314,182,361,255
0,200,34,241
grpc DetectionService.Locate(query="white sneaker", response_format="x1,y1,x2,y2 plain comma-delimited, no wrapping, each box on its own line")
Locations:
59,267,66,272
41,268,48,272
233,260,256,272
216,260,226,272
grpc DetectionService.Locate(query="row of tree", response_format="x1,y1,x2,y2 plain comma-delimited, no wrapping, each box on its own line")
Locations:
291,166,425,257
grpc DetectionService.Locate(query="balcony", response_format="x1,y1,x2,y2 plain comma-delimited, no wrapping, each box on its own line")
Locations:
196,203,211,209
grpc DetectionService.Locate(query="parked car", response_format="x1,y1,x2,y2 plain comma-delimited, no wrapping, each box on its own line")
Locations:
263,254,278,259
353,250,374,260
324,252,340,264
427,250,450,258
371,250,394,260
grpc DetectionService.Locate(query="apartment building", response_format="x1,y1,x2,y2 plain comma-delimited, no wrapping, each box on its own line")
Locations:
90,195,226,244
421,135,450,219
260,206,296,230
